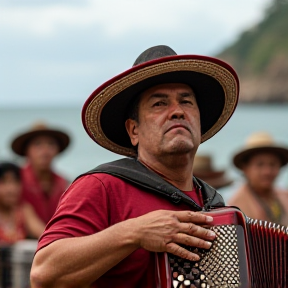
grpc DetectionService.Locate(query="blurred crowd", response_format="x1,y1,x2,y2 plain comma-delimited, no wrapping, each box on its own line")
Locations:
1,121,288,250
0,122,70,247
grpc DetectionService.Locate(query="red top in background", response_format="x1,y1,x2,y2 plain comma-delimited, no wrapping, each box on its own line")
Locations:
21,164,68,224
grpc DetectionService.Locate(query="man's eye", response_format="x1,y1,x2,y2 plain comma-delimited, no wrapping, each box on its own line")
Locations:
181,100,193,104
153,101,166,107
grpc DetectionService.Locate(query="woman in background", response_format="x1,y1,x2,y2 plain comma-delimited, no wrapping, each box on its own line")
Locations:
228,132,288,226
0,162,45,244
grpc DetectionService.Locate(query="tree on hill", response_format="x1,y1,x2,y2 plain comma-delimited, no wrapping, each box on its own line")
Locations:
217,0,288,102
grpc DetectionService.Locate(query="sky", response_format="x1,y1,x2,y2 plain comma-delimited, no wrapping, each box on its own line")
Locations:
0,0,273,108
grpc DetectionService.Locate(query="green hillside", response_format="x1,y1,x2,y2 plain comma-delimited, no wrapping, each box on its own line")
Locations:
217,1,288,102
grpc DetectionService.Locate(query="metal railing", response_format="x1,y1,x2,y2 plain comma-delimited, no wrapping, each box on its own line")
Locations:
0,240,38,288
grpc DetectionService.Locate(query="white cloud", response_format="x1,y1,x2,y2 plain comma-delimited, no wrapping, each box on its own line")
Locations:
0,0,272,37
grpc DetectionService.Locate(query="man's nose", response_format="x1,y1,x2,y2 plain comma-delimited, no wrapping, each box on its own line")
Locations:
169,103,185,119
263,165,277,174
40,144,54,154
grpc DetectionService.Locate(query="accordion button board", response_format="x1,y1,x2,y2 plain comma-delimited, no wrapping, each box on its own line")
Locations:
168,224,244,288
155,206,288,288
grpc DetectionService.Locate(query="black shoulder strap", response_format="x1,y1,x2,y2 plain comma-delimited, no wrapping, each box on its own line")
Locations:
76,158,225,211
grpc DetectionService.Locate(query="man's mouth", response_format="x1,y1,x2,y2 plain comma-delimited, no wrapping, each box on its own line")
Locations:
165,124,191,133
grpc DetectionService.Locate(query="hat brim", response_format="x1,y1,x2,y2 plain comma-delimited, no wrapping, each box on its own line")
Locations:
233,146,288,169
82,55,239,157
11,129,70,156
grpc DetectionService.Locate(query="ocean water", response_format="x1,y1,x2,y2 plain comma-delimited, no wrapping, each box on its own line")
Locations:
1,103,288,202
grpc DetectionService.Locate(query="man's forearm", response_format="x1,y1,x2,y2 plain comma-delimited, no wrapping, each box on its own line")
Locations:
30,209,215,288
30,218,140,288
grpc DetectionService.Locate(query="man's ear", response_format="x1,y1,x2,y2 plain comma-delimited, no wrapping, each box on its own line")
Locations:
125,119,139,147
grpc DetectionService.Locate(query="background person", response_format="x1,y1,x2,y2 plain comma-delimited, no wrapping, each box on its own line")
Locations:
0,162,45,244
11,122,70,224
30,45,239,288
193,154,233,190
228,131,288,225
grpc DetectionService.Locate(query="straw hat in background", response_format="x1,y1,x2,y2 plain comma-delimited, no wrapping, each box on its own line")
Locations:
193,154,233,189
11,122,70,156
233,132,288,170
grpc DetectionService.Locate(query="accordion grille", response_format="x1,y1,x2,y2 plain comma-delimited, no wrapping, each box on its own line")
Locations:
169,225,242,288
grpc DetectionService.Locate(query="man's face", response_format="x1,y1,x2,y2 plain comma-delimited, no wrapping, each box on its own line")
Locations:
26,135,59,171
126,83,201,159
0,172,21,209
242,152,281,192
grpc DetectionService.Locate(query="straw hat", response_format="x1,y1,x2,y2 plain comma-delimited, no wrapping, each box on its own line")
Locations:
233,132,288,169
193,154,233,189
11,122,70,156
82,45,239,157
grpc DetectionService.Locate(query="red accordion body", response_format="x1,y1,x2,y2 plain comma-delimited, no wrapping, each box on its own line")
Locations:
155,207,288,288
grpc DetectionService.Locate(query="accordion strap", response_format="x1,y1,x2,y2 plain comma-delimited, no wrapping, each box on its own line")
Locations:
75,158,225,211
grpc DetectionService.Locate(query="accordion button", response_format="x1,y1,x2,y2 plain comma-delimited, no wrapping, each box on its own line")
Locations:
177,274,184,282
172,280,178,288
183,280,191,286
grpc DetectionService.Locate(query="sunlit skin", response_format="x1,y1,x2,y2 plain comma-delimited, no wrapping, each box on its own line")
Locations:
0,172,21,210
242,152,281,196
26,135,59,172
125,83,201,191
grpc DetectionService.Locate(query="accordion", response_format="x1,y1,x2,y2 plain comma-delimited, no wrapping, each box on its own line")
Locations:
155,207,288,288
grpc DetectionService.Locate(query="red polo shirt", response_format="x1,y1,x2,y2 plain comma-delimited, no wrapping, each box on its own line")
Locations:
37,173,203,288
21,164,68,224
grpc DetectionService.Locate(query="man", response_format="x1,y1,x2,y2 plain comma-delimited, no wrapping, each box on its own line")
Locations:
30,45,239,288
11,122,70,224
228,131,288,225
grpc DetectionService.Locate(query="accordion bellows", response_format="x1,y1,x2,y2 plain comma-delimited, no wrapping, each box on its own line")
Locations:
156,207,288,288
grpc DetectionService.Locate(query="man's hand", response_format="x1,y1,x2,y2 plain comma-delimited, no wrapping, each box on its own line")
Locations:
130,210,215,261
